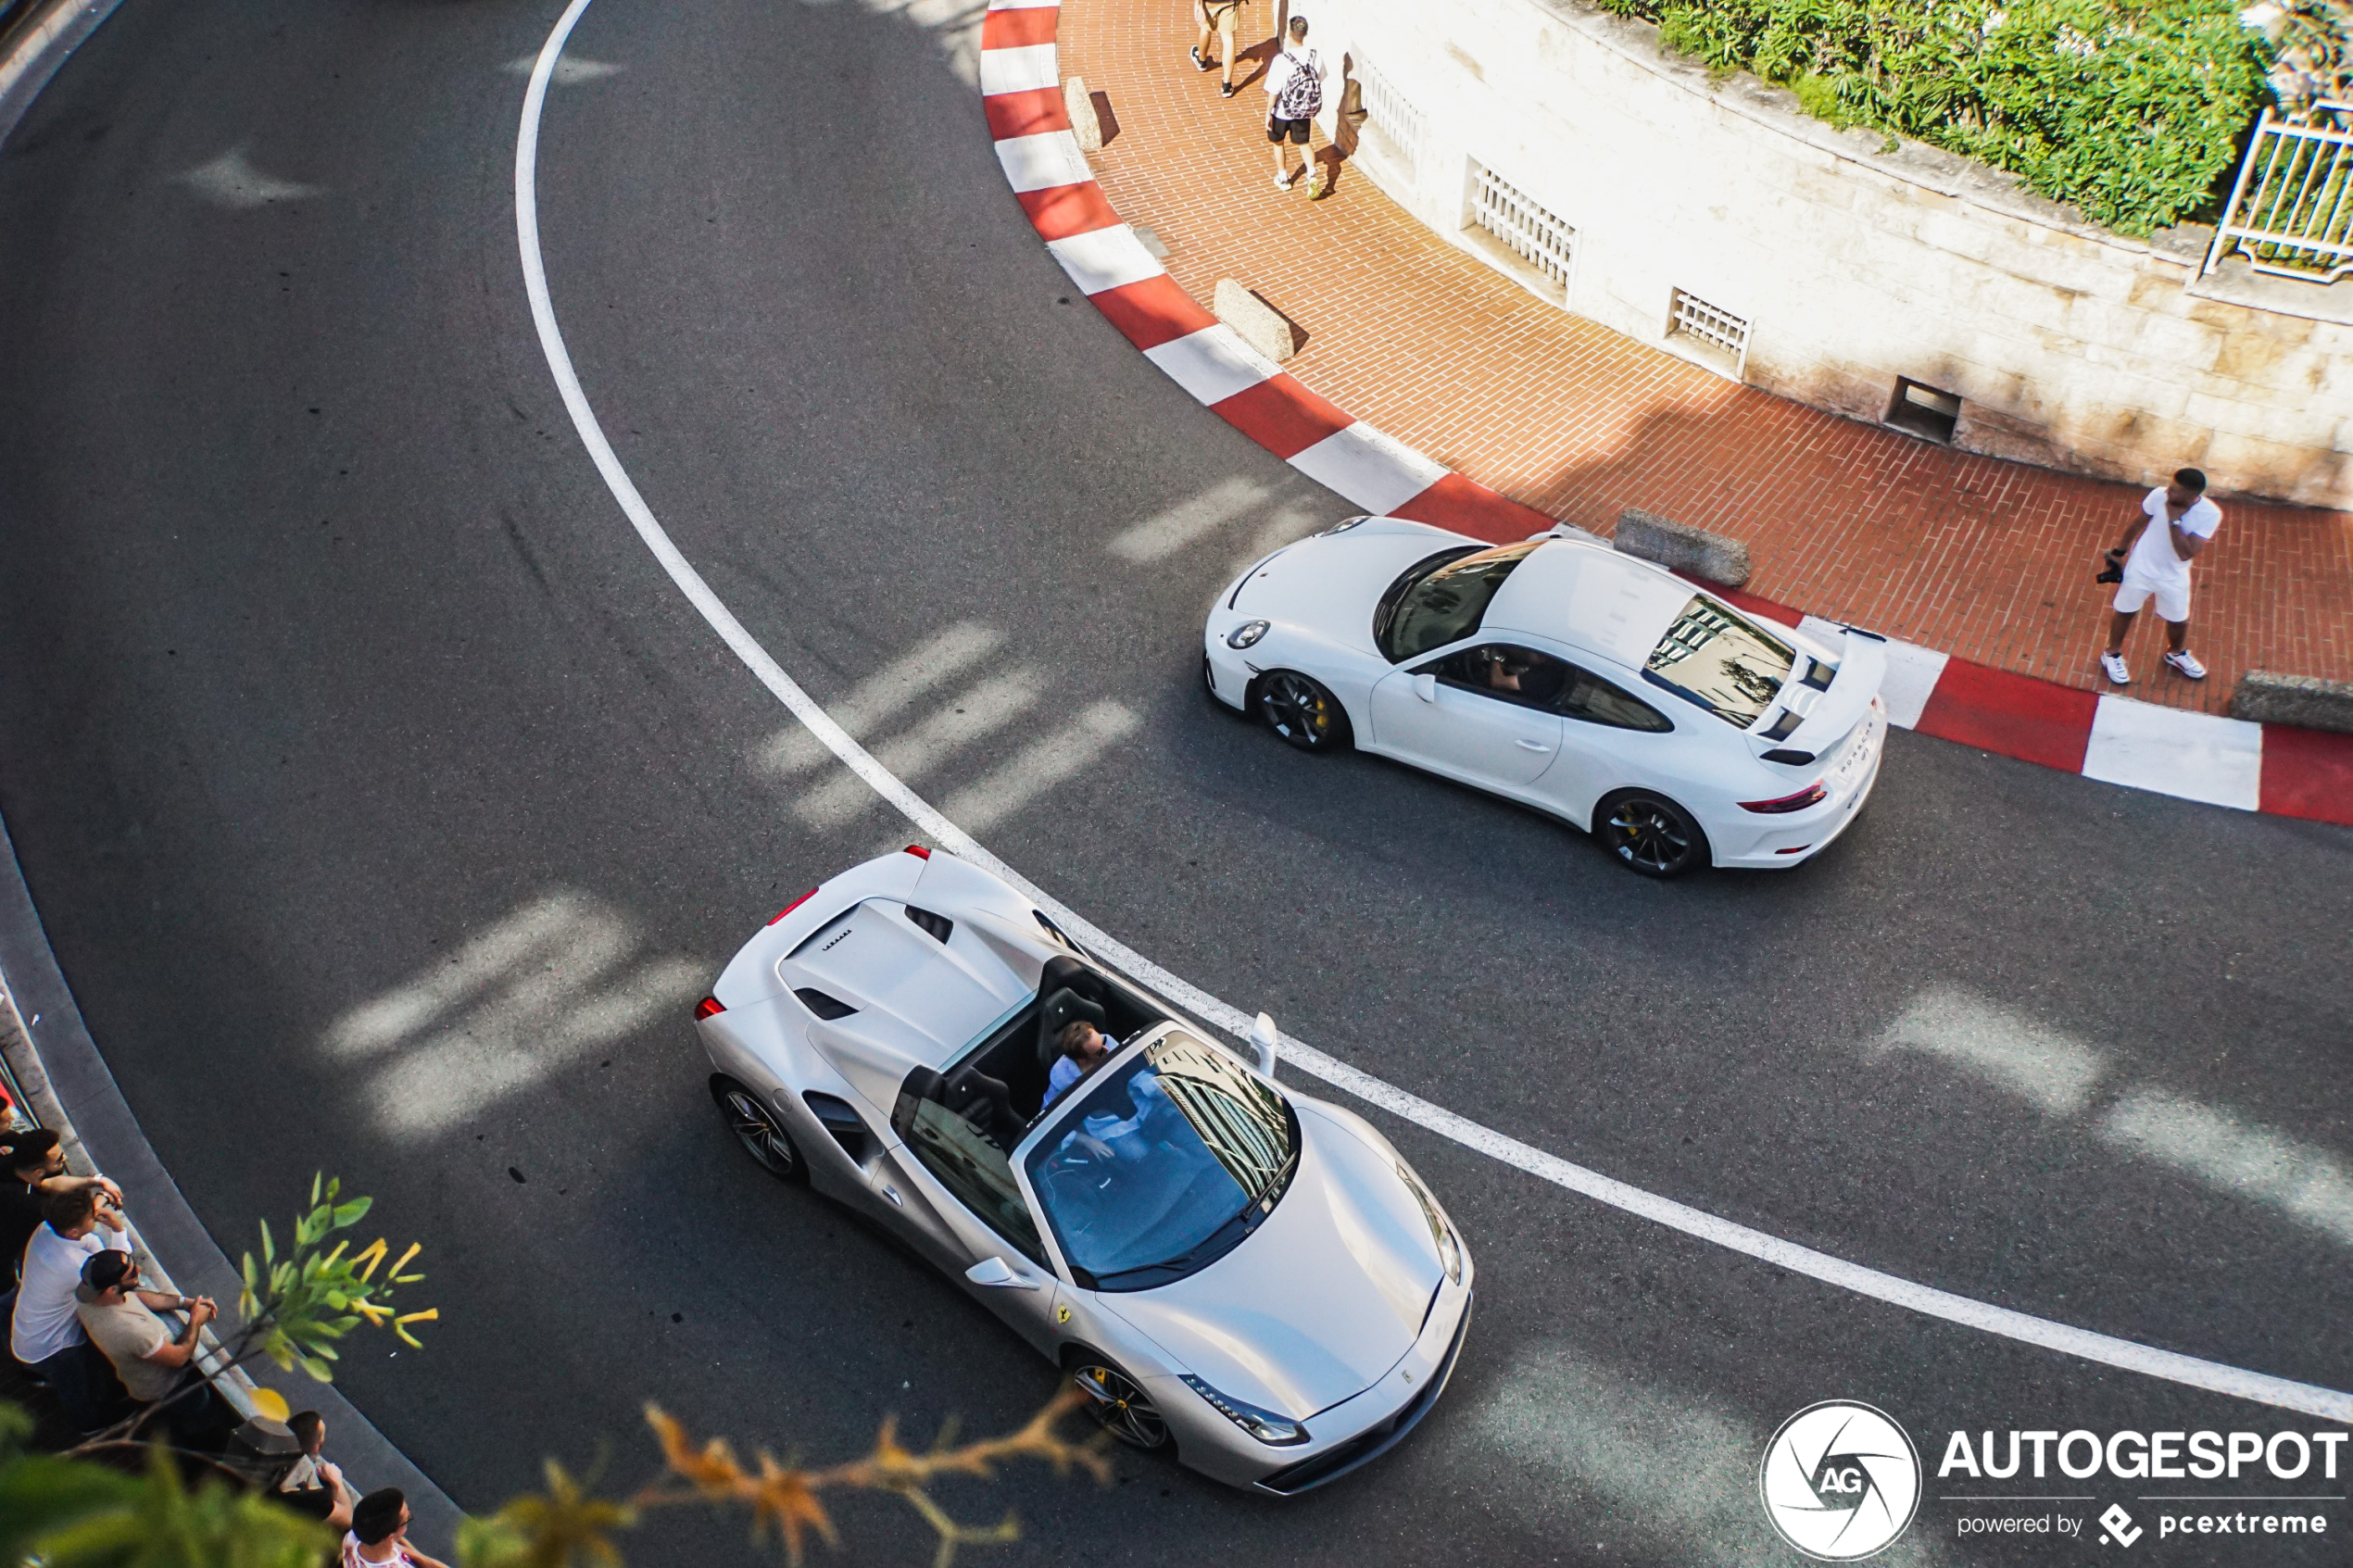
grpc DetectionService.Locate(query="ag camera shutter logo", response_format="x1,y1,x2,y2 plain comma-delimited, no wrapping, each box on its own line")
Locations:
1759,1400,1922,1560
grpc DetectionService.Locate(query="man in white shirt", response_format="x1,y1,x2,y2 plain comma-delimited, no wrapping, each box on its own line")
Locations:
1262,16,1326,195
2101,467,2221,684
10,1185,132,1431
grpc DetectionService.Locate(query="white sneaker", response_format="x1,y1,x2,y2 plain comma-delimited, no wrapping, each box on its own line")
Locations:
2100,650,2131,685
1274,169,1296,190
2163,649,2208,680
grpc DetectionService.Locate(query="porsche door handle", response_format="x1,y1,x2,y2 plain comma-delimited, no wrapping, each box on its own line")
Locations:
1516,738,1554,753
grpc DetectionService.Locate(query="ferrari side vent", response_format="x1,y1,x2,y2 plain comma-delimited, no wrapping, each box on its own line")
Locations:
794,987,858,1021
802,1092,871,1159
904,907,954,944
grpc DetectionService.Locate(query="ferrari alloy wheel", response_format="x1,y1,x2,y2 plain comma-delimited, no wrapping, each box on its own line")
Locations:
717,1080,804,1182
1255,670,1350,752
1600,791,1708,879
1070,1358,1169,1449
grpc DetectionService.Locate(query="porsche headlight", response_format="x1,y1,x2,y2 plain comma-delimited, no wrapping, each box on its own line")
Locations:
1181,1374,1309,1445
1398,1161,1463,1285
1226,620,1271,649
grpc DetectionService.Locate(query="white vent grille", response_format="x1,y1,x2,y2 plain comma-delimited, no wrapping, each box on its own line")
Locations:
1668,288,1750,367
1353,56,1426,177
1471,166,1576,293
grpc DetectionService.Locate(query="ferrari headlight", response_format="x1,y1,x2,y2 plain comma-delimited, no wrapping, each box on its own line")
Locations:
1322,515,1368,535
1398,1161,1463,1286
1180,1374,1309,1445
1226,620,1271,649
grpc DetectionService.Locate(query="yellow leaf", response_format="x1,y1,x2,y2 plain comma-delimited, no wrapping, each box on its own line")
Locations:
249,1386,291,1423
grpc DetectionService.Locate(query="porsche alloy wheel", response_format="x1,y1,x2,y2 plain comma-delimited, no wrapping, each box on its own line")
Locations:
1255,671,1349,752
1601,792,1708,879
1070,1359,1169,1449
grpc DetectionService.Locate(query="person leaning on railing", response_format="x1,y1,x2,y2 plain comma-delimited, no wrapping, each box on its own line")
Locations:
74,1247,240,1449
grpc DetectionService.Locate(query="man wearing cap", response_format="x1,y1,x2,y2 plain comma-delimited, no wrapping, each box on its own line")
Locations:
76,1247,234,1447
10,1186,131,1432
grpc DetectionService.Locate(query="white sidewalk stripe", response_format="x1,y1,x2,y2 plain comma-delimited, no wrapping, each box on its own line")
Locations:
1141,325,1278,408
976,42,1058,95
1875,638,1952,732
1043,224,1164,295
1288,422,1445,513
2083,696,2264,810
523,0,2353,1426
993,129,1091,194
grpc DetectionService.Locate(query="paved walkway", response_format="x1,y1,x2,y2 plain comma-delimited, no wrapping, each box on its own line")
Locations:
1057,0,2353,716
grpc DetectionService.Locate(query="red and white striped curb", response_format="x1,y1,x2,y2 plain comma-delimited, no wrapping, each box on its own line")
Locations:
978,0,2353,828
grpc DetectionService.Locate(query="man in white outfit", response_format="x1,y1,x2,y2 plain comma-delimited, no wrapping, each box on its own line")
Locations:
2100,467,2220,685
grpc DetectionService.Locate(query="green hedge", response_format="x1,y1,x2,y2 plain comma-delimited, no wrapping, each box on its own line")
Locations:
1592,0,2276,235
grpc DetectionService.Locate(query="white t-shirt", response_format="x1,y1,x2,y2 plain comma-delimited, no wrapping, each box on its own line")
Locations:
2123,487,2221,585
9,1223,131,1362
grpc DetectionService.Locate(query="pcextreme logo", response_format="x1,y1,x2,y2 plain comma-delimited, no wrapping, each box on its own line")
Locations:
1759,1401,1924,1561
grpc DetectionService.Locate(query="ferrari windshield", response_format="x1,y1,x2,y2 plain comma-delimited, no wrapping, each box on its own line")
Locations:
1376,541,1540,663
1025,1031,1298,1292
1642,596,1797,728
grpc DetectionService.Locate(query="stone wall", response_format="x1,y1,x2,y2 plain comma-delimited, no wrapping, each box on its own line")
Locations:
1311,0,2352,508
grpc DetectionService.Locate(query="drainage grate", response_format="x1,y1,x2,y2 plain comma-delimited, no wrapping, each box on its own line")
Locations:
1668,288,1750,367
1353,56,1426,178
1471,165,1576,293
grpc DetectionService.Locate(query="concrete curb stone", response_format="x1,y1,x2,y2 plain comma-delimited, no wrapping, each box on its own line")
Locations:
2231,671,2353,735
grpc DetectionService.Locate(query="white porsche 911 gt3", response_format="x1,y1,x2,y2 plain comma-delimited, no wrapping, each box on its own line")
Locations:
1202,518,1889,875
695,847,1472,1492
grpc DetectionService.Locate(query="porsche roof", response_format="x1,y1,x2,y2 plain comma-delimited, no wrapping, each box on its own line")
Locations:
1483,539,1696,670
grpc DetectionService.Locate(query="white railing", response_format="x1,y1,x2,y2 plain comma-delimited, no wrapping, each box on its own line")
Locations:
1668,286,1750,375
1471,164,1576,294
2204,102,2353,283
1353,55,1426,180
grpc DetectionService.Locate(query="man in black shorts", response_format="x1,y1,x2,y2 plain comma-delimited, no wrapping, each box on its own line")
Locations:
1264,15,1325,195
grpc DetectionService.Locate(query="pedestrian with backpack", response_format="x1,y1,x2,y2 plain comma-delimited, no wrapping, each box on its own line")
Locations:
1265,15,1327,196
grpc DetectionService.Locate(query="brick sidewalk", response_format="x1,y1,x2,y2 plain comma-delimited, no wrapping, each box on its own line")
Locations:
1058,0,2353,715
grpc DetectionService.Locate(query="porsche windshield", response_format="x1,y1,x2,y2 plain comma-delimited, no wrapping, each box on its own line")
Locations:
1375,541,1540,663
1642,596,1797,728
1025,1031,1298,1292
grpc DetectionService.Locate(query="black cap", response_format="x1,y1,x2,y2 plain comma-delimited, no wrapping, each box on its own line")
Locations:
82,1248,134,1294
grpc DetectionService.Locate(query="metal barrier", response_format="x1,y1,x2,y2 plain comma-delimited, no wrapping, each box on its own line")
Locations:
2203,102,2353,284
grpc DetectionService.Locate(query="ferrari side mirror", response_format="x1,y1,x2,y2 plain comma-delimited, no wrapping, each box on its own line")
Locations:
1248,1012,1280,1076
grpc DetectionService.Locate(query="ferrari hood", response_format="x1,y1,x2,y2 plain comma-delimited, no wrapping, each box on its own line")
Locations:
1098,1101,1444,1419
1230,520,1476,656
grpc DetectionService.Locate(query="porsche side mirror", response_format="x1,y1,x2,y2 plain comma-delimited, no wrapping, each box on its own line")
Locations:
1413,672,1438,703
1248,1011,1280,1076
965,1257,1038,1290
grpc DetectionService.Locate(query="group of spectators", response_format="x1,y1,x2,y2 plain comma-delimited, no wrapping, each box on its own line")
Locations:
4,1120,446,1567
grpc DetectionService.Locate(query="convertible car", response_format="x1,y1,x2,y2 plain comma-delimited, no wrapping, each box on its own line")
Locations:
693,846,1472,1492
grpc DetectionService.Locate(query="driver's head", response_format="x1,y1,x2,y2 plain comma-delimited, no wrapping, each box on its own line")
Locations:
1056,1020,1108,1064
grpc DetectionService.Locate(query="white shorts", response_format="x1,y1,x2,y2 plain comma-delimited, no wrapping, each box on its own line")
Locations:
2114,570,2190,622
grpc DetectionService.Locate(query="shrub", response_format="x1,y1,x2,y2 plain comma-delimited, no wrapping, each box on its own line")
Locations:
1594,0,2277,234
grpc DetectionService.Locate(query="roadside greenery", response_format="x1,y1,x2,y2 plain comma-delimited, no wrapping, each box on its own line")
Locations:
1592,0,2279,233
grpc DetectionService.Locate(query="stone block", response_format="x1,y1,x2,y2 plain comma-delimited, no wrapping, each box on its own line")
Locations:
1063,76,1101,153
1613,508,1751,588
1213,280,1302,364
2232,671,2353,735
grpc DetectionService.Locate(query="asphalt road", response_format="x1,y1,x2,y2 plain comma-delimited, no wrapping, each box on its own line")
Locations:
1,0,2347,1562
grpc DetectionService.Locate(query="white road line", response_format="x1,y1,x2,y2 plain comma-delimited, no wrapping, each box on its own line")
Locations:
518,0,2353,1424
